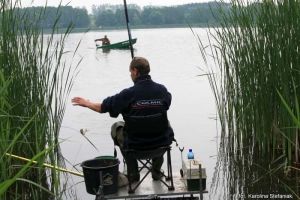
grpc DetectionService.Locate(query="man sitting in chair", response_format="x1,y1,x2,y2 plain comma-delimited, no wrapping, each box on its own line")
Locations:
71,57,174,182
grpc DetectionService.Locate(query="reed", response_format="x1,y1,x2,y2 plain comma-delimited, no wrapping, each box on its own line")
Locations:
0,0,80,199
200,0,300,164
198,0,300,196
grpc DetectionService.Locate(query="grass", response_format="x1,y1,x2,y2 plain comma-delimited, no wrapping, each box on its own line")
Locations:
201,0,300,164
197,0,300,197
0,0,81,199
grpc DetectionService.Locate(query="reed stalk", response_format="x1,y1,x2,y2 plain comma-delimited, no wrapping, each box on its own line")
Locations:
0,0,80,199
201,0,300,165
198,0,300,197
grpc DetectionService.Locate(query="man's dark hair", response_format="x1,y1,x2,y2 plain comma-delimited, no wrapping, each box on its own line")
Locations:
130,57,150,75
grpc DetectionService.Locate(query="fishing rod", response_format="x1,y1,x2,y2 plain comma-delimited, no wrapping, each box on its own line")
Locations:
6,153,84,177
123,0,134,59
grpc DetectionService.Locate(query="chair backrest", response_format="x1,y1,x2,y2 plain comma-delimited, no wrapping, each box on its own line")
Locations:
124,112,168,135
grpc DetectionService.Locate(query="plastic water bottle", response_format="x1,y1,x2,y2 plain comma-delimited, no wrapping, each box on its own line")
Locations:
187,149,194,159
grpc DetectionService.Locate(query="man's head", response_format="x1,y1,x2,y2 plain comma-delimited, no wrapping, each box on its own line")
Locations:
104,35,107,38
129,57,150,81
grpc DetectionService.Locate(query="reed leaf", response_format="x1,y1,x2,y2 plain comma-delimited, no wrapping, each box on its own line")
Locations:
0,144,57,195
201,0,300,163
199,0,300,197
0,0,80,199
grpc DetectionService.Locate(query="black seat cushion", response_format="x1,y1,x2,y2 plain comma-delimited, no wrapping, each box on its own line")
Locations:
125,146,170,159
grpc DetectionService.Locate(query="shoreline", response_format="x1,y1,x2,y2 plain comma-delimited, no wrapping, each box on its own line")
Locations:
44,23,217,34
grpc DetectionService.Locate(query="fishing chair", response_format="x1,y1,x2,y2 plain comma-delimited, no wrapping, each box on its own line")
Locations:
124,112,175,194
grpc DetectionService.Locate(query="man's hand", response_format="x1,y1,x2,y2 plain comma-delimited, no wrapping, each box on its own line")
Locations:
71,97,102,112
71,97,89,107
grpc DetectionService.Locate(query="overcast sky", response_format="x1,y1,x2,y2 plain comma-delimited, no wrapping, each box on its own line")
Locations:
17,0,214,13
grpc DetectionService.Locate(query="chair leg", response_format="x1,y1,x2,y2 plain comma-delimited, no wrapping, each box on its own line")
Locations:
127,165,134,194
128,158,153,193
131,165,152,192
166,153,171,180
126,147,175,193
167,149,175,190
148,150,175,190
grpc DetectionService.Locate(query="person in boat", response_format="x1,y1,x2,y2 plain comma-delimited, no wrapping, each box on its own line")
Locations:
94,35,110,45
71,57,174,182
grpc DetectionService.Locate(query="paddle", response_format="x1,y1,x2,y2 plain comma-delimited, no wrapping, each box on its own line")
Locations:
94,39,101,47
123,0,134,59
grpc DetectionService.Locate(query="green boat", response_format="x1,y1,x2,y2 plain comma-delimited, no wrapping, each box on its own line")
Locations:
96,38,137,49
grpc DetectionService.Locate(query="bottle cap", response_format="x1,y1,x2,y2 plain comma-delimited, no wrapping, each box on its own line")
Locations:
189,149,192,152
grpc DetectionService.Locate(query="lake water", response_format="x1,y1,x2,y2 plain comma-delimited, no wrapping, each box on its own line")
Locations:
60,28,220,199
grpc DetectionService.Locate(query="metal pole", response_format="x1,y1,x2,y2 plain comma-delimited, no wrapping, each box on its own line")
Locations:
199,164,203,200
96,171,104,200
123,0,134,59
6,153,83,177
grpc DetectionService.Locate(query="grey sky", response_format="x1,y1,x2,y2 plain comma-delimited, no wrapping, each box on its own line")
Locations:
18,0,213,13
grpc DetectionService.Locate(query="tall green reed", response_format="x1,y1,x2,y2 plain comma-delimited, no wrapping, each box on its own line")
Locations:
0,0,80,199
200,0,300,164
197,0,300,197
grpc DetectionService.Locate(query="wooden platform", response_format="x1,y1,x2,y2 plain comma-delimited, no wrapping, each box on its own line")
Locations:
101,173,208,200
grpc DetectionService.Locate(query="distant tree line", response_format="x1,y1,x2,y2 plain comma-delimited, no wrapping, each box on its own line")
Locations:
92,2,231,27
11,6,90,29
8,2,232,29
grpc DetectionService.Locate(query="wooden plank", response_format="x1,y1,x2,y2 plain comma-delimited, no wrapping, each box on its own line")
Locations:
102,173,208,199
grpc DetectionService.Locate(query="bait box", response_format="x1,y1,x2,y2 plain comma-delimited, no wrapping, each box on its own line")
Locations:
182,159,207,191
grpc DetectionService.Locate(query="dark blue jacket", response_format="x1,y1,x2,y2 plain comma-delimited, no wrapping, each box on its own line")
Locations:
101,75,174,149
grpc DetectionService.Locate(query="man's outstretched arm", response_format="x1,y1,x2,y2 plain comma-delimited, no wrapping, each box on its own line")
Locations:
71,97,102,113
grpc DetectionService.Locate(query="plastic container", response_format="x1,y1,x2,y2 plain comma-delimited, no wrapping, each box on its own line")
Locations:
81,158,120,195
187,149,194,159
